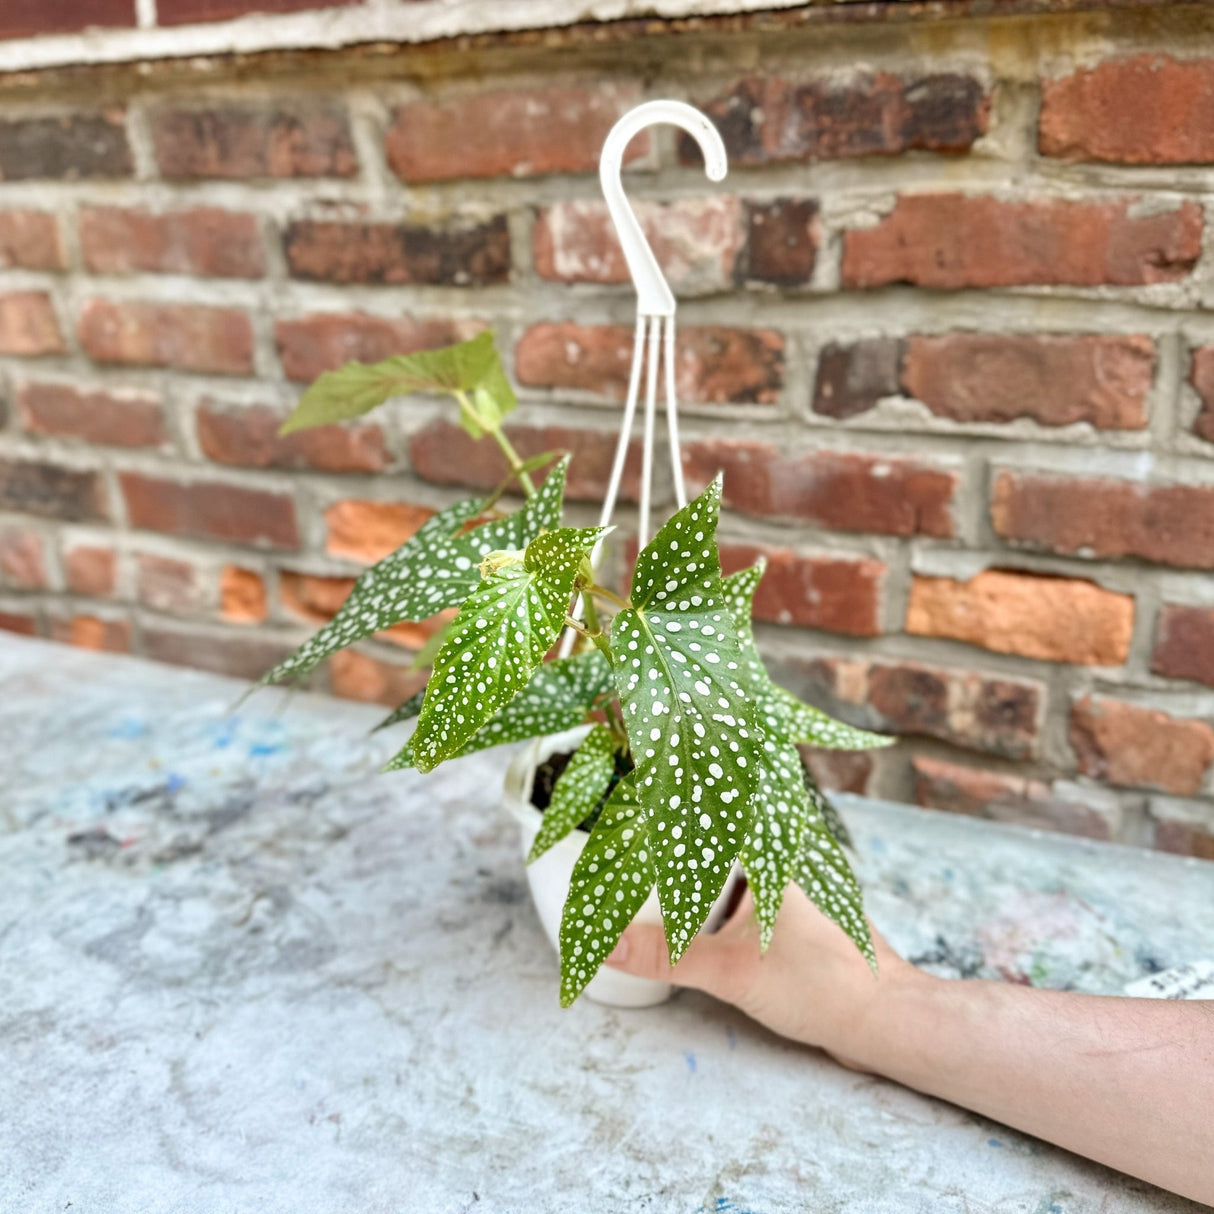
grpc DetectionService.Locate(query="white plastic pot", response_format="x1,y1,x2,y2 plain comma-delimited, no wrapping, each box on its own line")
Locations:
502,724,740,1009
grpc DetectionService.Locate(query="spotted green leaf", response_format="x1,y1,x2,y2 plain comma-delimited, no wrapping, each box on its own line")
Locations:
558,775,654,1007
372,687,426,733
410,526,606,773
816,783,854,850
280,330,514,435
257,459,570,689
774,687,893,751
611,477,763,964
382,650,613,771
529,724,620,863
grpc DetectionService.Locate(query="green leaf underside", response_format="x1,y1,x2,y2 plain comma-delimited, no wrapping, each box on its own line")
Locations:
410,526,605,772
372,687,426,733
280,330,515,435
559,775,654,1007
258,459,570,689
612,477,763,965
529,724,619,863
383,650,613,771
817,788,854,850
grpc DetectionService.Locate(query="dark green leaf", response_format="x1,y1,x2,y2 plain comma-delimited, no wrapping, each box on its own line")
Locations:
816,783,854,850
774,686,893,751
528,724,619,862
372,687,426,733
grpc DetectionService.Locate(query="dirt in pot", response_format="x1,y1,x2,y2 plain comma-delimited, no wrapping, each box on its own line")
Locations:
530,749,634,834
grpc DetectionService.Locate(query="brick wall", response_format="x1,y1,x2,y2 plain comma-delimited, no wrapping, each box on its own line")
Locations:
2,3,1214,856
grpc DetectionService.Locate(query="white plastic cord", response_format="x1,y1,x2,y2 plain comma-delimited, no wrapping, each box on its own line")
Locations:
663,313,687,509
638,315,662,549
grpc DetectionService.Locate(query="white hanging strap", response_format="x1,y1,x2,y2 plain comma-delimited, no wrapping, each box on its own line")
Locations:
663,314,687,510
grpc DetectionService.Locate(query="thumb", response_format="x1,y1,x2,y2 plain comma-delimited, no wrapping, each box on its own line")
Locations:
605,922,731,996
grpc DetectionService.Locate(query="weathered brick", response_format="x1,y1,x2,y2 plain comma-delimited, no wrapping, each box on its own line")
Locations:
284,216,509,286
1150,797,1214,860
64,545,116,597
906,569,1134,666
0,210,64,270
743,199,819,286
1070,696,1214,796
120,473,298,548
1041,56,1214,165
534,198,744,293
328,648,427,707
0,457,106,521
79,299,254,376
991,470,1214,570
279,570,434,649
684,72,988,165
142,623,291,681
151,102,356,180
136,553,204,616
718,541,884,637
904,334,1154,429
0,609,38,637
386,82,646,182
275,313,479,383
1152,604,1214,688
219,566,267,623
197,400,388,474
80,206,265,279
158,0,358,25
912,755,1121,840
19,381,165,448
1189,347,1214,445
0,528,46,590
516,323,784,405
683,439,956,537
408,419,642,503
49,613,131,653
0,0,134,39
842,194,1203,289
324,499,433,563
801,748,874,796
812,338,902,419
0,113,132,180
0,292,65,356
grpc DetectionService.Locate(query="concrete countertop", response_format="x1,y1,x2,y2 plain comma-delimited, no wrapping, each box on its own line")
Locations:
1,634,1210,1213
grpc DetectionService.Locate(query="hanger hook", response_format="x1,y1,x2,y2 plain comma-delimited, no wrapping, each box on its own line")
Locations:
599,100,728,317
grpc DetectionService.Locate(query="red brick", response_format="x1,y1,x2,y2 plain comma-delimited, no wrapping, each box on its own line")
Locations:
408,419,642,504
0,528,46,590
386,82,647,183
275,312,480,383
912,755,1120,840
80,206,265,279
516,323,784,405
197,400,388,473
136,553,203,616
0,0,134,39
219,566,266,623
1152,604,1214,688
1189,346,1214,444
323,500,433,563
19,381,165,448
79,299,254,376
1070,695,1214,796
903,334,1154,429
49,613,131,654
1151,799,1214,860
64,545,116,597
907,569,1134,666
685,73,988,165
0,457,106,521
1041,56,1214,165
284,216,509,286
141,623,292,681
813,338,902,419
328,649,427,707
991,470,1214,571
842,194,1202,289
534,198,744,292
120,472,298,549
158,0,358,25
683,438,956,538
744,199,819,286
0,609,38,637
718,541,883,637
801,748,874,796
151,103,356,180
0,113,132,180
0,210,64,270
0,292,65,356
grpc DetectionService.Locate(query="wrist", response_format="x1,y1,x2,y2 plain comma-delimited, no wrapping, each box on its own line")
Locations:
830,956,938,1074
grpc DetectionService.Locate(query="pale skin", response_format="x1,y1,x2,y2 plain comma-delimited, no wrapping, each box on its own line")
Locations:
606,886,1214,1205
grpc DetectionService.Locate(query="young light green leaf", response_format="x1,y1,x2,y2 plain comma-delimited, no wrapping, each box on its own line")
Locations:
410,526,606,773
257,459,570,689
280,330,514,435
372,687,426,733
382,649,613,771
611,477,763,965
528,724,619,863
558,775,654,1007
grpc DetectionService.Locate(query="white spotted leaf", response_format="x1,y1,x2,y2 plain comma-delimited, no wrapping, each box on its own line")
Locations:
528,724,620,863
774,687,894,752
372,687,427,733
410,526,606,772
611,477,763,965
558,775,655,1007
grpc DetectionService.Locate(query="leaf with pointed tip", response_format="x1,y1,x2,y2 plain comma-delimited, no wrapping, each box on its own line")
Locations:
280,330,515,435
774,687,893,751
257,459,570,689
528,724,619,863
382,650,613,771
611,477,763,965
410,526,606,772
815,780,855,850
558,775,654,1007
372,687,426,733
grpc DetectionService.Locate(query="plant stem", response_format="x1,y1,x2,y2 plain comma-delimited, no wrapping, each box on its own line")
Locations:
586,583,631,613
455,390,536,498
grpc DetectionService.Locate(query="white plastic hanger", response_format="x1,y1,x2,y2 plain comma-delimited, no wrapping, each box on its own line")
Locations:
559,100,728,658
